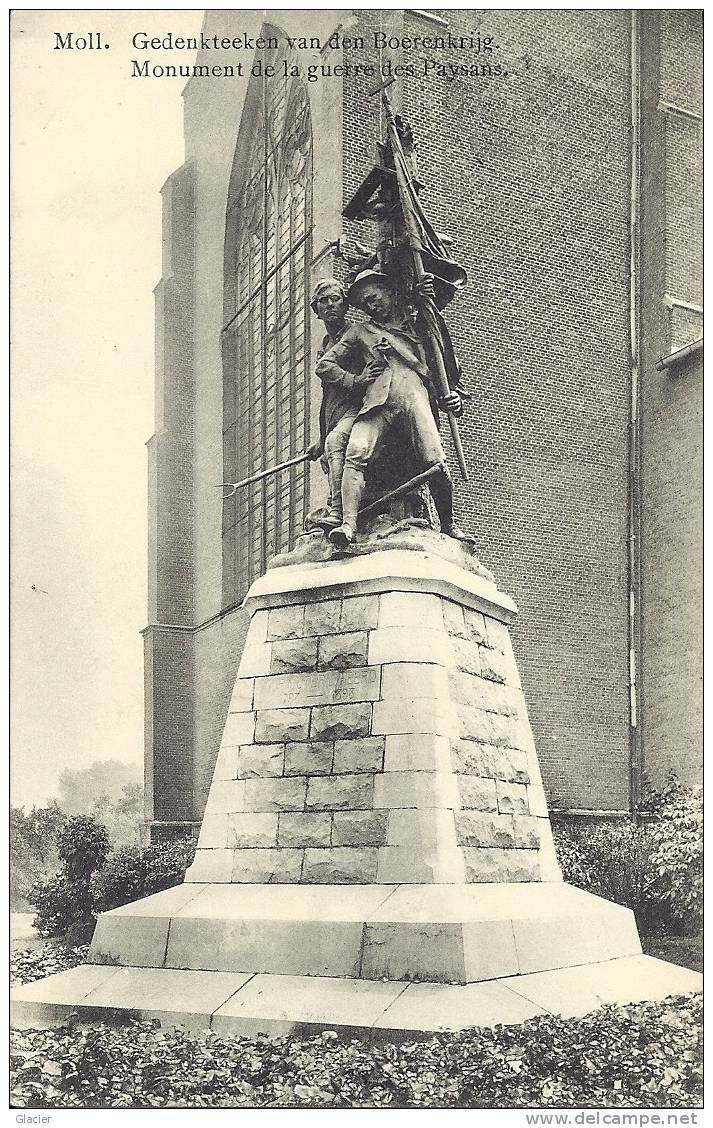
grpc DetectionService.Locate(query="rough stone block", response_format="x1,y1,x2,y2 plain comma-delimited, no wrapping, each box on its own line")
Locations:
243,777,307,812
302,847,378,883
222,712,256,747
485,617,511,653
332,810,389,846
229,679,254,713
372,698,456,737
203,779,246,815
463,847,541,883
381,662,449,701
442,599,468,637
452,635,482,676
456,811,529,848
283,741,333,777
212,746,239,782
511,814,541,849
379,591,444,631
496,780,530,815
458,706,496,744
449,670,503,713
374,771,460,810
306,774,374,811
231,848,303,883
451,739,496,776
278,812,332,847
267,605,305,641
479,646,508,684
301,598,343,637
457,775,499,811
318,631,368,670
310,702,372,742
368,627,452,667
227,812,278,848
270,637,319,674
332,737,384,774
493,747,530,785
197,812,229,849
488,711,519,748
238,642,273,678
340,595,379,631
254,667,380,710
255,708,311,744
489,682,521,715
464,609,488,644
383,734,451,773
237,744,284,779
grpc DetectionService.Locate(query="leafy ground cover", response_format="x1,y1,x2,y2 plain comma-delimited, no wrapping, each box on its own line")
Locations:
11,942,89,987
10,998,702,1109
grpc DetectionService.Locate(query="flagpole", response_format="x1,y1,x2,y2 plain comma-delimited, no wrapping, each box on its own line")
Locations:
376,84,469,482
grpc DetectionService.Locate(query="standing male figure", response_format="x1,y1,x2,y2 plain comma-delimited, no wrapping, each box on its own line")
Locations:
310,278,382,529
316,269,469,547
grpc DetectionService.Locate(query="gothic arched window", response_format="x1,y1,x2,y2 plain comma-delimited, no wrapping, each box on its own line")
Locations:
222,38,312,605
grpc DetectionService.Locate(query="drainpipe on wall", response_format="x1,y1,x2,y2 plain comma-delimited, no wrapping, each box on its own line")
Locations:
627,11,643,819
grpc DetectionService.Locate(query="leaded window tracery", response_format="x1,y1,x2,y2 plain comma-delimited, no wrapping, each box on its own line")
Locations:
222,41,312,605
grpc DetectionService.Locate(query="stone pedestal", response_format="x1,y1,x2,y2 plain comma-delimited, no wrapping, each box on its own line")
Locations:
11,547,701,1035
182,548,561,890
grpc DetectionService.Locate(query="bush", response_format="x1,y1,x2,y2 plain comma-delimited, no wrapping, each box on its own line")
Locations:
57,816,110,883
27,875,90,940
552,820,658,932
29,816,111,941
644,775,703,931
553,775,703,936
91,841,195,914
10,804,68,911
30,817,195,937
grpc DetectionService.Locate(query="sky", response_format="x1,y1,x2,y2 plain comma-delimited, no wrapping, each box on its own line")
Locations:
11,10,204,807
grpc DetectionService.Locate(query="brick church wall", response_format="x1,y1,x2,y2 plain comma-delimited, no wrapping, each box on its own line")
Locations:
638,11,702,790
342,9,633,811
146,9,701,833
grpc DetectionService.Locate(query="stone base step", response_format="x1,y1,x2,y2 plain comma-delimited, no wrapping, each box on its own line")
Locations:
11,956,701,1039
87,881,643,985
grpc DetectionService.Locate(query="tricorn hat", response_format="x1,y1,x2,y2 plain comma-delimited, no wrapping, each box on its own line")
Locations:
347,269,391,308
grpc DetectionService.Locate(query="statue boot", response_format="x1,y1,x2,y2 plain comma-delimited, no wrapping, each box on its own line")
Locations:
320,449,346,529
429,464,474,543
329,464,365,548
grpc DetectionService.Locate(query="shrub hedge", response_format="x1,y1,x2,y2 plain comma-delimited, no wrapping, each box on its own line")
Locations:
552,775,702,935
29,817,194,941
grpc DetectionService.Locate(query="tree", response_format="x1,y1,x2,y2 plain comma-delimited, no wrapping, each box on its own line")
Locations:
10,803,68,910
56,759,141,816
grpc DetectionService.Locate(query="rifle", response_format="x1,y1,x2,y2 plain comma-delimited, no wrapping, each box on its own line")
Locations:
218,449,316,499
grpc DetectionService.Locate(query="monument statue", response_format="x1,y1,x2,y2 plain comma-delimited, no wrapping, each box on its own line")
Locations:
300,79,477,557
13,77,699,1042
317,267,468,547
